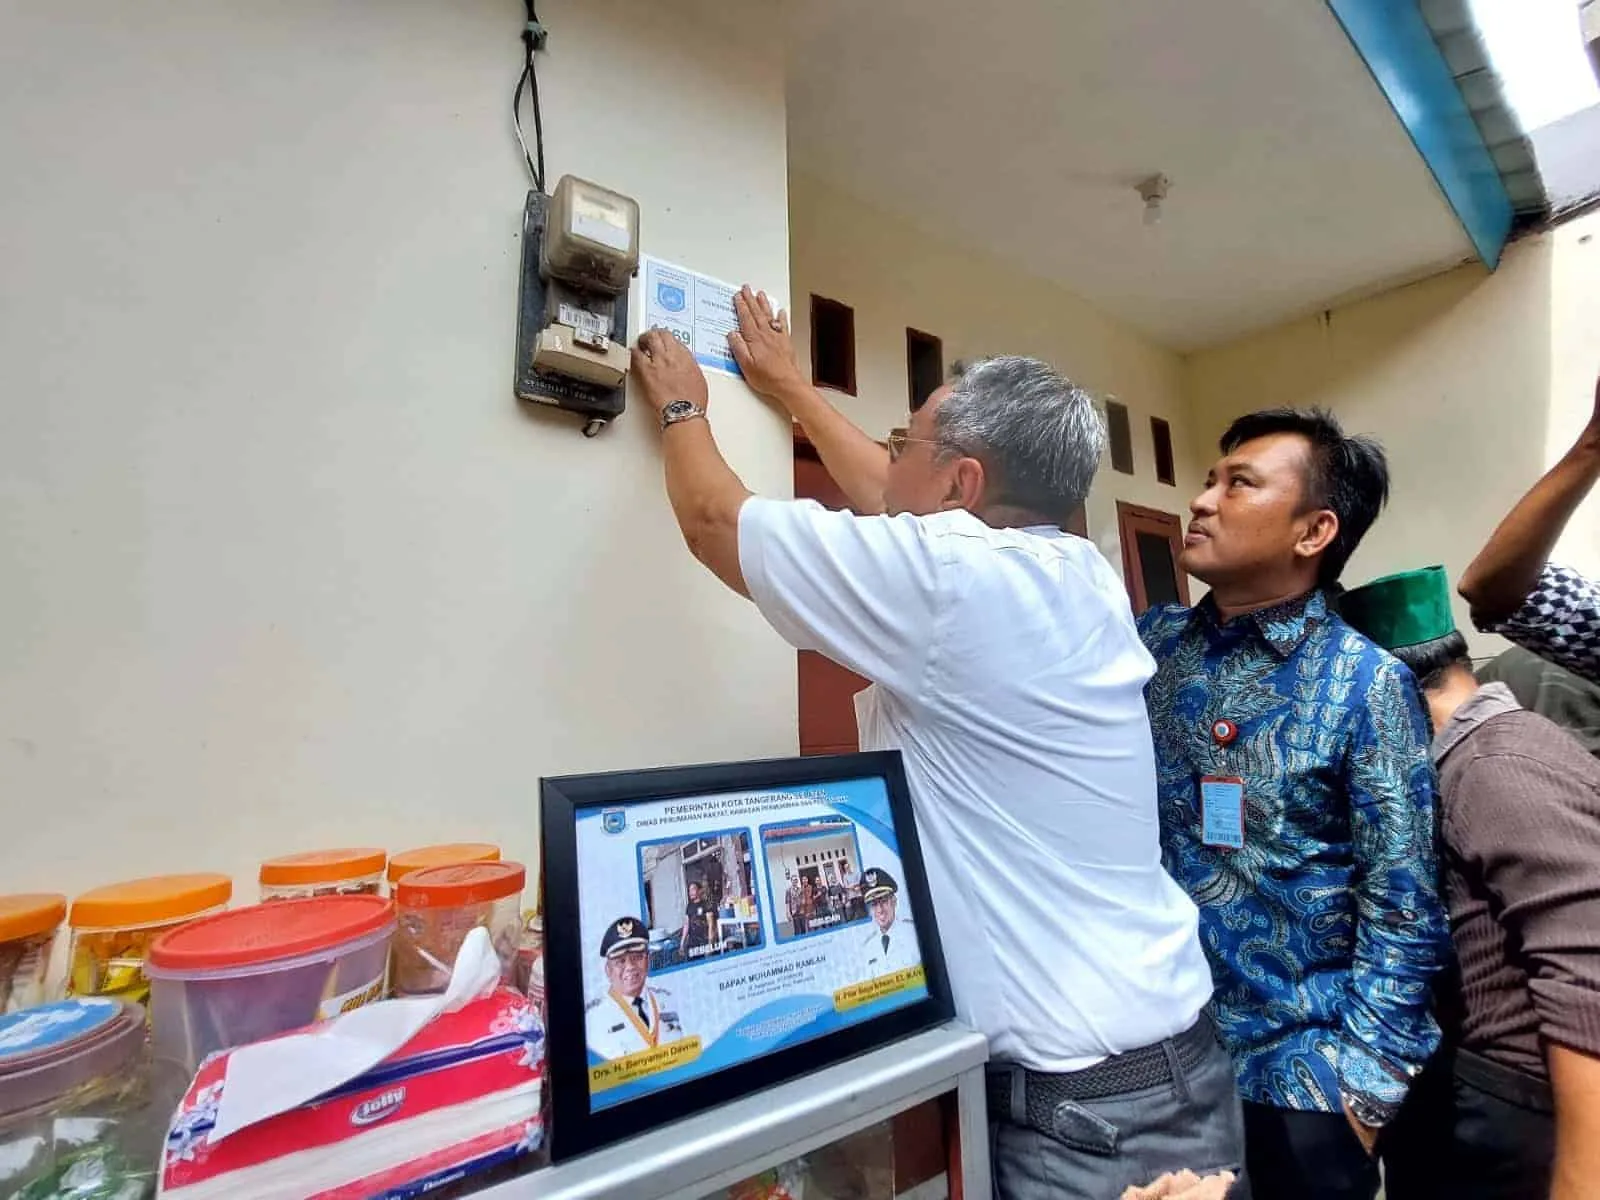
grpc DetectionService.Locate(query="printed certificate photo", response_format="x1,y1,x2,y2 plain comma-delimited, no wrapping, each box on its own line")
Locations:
574,777,929,1112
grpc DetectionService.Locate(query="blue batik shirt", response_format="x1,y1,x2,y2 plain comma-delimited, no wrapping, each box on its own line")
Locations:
1138,589,1446,1123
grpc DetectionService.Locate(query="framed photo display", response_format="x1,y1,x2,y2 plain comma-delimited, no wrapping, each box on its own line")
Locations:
539,751,953,1160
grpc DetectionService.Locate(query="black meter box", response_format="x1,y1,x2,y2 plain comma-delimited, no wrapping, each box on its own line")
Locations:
514,180,638,435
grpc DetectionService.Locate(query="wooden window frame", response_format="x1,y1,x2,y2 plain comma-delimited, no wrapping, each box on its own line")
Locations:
809,294,857,397
905,327,943,413
1106,400,1134,476
1151,416,1176,486
1116,501,1191,614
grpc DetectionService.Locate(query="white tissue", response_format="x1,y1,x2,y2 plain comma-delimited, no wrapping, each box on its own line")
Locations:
207,926,503,1143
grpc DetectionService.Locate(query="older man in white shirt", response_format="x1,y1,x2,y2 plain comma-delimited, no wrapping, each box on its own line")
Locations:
628,290,1241,1200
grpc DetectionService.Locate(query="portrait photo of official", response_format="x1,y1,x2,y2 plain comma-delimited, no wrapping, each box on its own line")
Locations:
857,868,920,980
585,915,692,1062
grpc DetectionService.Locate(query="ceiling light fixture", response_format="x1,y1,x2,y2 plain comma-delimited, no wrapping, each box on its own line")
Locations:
1136,174,1170,227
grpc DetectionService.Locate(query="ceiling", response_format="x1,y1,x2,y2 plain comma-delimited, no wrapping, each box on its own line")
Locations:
784,0,1478,352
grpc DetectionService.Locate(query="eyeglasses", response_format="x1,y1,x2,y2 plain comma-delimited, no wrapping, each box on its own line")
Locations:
886,428,941,462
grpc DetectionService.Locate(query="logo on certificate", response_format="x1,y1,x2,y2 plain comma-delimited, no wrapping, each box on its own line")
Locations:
655,282,686,313
602,808,627,835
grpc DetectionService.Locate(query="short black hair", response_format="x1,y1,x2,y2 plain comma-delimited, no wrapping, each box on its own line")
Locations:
1220,408,1389,586
1389,631,1473,690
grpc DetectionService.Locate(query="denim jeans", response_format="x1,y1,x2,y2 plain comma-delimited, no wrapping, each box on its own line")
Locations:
989,1016,1248,1200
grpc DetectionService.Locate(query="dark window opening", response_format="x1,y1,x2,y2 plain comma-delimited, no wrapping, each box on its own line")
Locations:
1151,416,1176,486
906,328,943,412
1106,400,1134,475
1135,530,1182,607
810,295,856,395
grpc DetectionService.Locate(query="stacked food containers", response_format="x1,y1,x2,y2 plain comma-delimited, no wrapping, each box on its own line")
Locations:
145,894,397,1074
258,847,387,900
67,874,233,1005
392,862,525,996
385,842,502,887
0,894,67,1014
0,997,186,1196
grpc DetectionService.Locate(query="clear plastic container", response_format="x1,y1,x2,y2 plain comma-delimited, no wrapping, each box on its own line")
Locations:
259,847,387,901
392,863,525,997
0,894,67,1014
145,895,396,1075
67,873,233,1006
385,842,501,888
0,997,186,1199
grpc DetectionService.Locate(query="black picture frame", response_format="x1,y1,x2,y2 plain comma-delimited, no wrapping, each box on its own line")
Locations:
539,751,953,1162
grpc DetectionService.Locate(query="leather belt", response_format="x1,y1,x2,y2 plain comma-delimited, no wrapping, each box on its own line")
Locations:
1454,1046,1553,1115
987,1014,1218,1125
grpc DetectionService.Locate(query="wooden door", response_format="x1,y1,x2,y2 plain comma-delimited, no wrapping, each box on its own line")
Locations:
794,434,870,756
1116,501,1190,615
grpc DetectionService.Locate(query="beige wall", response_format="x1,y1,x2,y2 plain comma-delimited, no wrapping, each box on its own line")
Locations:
0,0,793,900
1184,211,1600,655
788,173,1201,581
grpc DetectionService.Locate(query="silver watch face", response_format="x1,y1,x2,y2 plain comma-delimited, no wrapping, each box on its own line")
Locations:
661,400,697,424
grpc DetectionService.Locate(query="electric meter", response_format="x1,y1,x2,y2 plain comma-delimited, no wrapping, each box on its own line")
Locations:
540,176,639,295
514,176,641,435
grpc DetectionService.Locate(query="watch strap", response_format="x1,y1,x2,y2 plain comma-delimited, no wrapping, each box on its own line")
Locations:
660,402,707,431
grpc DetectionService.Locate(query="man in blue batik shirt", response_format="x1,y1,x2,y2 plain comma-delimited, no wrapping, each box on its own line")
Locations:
1139,409,1447,1200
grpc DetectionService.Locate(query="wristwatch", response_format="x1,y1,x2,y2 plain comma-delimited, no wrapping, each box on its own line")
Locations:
660,400,706,431
1343,1091,1389,1130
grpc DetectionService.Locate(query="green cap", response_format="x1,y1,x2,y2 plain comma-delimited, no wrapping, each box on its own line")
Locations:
1340,565,1456,650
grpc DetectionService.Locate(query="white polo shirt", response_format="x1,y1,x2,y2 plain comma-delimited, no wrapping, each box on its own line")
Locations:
738,499,1212,1072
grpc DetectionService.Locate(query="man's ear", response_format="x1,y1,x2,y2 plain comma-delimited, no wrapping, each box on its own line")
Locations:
944,456,986,512
1293,509,1340,562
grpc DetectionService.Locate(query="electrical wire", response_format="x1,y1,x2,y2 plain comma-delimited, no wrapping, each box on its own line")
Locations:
514,1,547,192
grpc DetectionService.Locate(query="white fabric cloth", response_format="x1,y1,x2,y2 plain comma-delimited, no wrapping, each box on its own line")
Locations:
738,499,1213,1071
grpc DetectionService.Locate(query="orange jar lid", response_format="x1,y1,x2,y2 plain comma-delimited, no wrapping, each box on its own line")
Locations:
396,862,525,908
386,843,501,885
148,895,395,972
70,873,233,930
260,848,387,888
0,894,68,943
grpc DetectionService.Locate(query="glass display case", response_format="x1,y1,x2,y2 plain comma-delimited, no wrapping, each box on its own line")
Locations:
481,1022,988,1200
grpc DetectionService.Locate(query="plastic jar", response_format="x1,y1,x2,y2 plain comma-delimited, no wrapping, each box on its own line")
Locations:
0,997,185,1197
392,862,525,997
259,847,387,901
67,873,233,1005
145,894,396,1074
385,842,501,888
0,894,67,1014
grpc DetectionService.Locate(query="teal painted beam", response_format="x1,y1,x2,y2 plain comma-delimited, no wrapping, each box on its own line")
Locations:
1327,0,1514,268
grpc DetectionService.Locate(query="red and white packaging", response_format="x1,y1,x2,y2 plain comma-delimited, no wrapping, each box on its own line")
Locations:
160,987,545,1199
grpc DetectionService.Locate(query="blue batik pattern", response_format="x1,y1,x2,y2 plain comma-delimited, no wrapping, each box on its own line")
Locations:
1139,590,1446,1122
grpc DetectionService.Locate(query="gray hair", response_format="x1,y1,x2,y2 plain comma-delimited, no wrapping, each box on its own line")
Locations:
933,356,1106,516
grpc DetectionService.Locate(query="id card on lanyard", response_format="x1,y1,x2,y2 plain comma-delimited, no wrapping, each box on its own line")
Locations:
1200,777,1246,849
1201,718,1245,850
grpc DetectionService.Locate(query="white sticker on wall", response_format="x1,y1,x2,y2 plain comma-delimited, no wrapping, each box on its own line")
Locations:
639,255,758,378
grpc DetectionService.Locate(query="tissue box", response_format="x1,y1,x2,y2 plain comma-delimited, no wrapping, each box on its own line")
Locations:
160,988,545,1199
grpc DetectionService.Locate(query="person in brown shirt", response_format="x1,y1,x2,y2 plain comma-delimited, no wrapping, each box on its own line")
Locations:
1478,645,1600,758
1341,566,1600,1200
